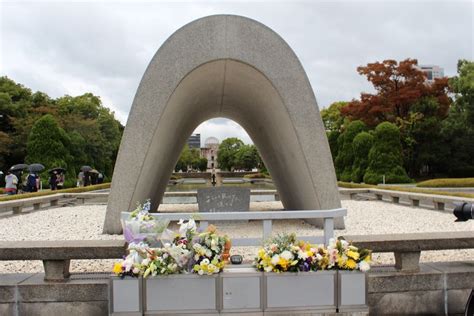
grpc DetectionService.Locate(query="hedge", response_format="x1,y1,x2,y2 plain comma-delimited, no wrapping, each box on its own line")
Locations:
0,183,111,202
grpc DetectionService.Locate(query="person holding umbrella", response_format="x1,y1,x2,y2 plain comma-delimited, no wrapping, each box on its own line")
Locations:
0,171,5,188
48,168,65,190
4,170,18,195
26,164,44,192
9,164,28,193
49,171,58,191
26,172,38,192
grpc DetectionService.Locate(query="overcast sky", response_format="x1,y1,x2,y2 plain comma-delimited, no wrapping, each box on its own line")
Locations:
1,0,472,145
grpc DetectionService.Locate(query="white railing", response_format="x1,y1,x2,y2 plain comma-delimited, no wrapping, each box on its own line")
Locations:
121,208,347,246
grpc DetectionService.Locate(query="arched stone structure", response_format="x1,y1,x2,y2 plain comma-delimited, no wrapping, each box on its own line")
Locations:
103,15,343,234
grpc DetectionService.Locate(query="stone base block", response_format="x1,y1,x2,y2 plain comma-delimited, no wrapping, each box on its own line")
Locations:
19,301,108,316
368,290,444,315
394,251,421,272
448,289,472,314
0,303,15,316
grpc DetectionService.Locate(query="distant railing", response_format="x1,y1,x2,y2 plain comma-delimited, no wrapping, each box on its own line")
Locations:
122,208,348,246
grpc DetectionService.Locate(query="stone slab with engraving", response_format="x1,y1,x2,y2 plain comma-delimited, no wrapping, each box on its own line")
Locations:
197,187,250,212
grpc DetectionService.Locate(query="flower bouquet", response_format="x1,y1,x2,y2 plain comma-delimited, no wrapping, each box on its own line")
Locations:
327,237,371,272
328,237,371,309
122,199,170,247
192,225,228,275
254,233,327,273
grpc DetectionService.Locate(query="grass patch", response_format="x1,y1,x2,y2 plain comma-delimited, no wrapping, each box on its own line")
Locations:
378,185,474,199
417,178,474,188
338,181,474,198
0,183,111,202
338,182,375,189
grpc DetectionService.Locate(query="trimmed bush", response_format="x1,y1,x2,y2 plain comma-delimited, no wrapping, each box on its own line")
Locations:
351,131,373,183
335,120,366,181
364,122,411,184
244,173,271,179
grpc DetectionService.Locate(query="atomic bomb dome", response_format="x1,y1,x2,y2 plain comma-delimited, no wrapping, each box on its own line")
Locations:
204,137,219,147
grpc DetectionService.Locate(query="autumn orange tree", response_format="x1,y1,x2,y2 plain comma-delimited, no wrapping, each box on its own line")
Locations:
341,59,450,126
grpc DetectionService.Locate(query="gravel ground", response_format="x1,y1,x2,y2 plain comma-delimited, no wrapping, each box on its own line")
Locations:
0,200,472,273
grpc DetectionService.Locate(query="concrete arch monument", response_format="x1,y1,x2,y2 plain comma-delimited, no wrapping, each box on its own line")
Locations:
103,15,344,234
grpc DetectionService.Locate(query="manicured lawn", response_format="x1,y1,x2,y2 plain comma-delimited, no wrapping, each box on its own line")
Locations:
417,178,474,188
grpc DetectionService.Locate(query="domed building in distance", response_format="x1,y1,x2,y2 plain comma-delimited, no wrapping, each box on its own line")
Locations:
201,137,219,170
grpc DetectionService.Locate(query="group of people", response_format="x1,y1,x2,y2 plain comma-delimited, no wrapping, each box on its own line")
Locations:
2,170,65,195
2,171,41,195
49,171,65,191
77,170,104,187
2,167,105,194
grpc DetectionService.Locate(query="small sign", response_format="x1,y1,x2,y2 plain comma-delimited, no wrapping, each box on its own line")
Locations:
197,187,250,212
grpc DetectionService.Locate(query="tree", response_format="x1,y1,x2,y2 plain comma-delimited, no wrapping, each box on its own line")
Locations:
351,132,374,183
327,130,341,162
235,144,260,171
320,101,349,131
0,77,123,182
400,97,446,176
25,114,71,171
175,145,192,172
217,138,244,171
196,158,208,172
334,120,366,181
341,59,450,127
440,60,474,177
363,122,411,184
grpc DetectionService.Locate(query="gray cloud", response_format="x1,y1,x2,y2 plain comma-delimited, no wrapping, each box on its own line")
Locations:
1,0,472,141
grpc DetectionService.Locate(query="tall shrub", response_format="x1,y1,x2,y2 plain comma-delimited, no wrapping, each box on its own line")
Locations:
335,120,366,181
351,131,374,183
26,114,71,170
364,122,411,184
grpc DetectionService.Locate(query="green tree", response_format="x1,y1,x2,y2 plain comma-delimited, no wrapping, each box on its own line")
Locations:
196,157,208,172
25,114,71,170
399,97,446,177
175,145,192,172
217,137,244,171
440,60,474,177
320,101,348,131
327,130,341,162
363,122,411,184
0,77,123,181
351,132,374,183
334,120,366,181
235,144,259,171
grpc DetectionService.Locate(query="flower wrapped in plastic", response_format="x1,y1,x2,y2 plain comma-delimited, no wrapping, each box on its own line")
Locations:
326,237,371,272
122,199,170,247
191,225,228,275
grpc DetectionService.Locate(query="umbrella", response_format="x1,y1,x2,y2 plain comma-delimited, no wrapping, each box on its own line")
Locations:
89,169,99,174
9,164,29,172
48,167,66,174
28,163,45,173
80,166,92,172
